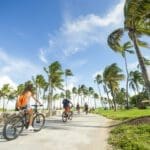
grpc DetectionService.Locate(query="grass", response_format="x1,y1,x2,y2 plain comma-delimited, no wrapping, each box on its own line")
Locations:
93,108,150,120
93,108,150,150
109,124,150,150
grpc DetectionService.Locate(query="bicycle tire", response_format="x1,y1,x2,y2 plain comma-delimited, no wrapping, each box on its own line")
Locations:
68,111,73,120
3,116,24,141
32,113,45,131
62,112,67,122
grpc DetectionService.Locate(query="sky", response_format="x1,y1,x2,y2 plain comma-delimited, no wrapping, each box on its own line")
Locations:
0,0,150,93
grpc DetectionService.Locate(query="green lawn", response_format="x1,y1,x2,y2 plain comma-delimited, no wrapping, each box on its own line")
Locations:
93,108,150,150
109,124,150,150
93,108,150,120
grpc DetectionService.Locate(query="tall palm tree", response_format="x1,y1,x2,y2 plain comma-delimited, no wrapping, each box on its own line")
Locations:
124,0,150,94
32,74,47,100
88,87,94,107
108,28,134,109
65,69,73,98
94,74,104,107
93,93,99,109
44,61,64,116
60,92,65,109
107,0,150,97
72,87,78,105
53,93,60,109
103,63,125,111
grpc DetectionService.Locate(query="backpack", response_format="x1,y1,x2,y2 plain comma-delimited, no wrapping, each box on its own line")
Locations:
63,99,69,107
15,95,27,110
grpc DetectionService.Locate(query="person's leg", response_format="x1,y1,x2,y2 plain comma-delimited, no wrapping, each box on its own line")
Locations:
28,108,33,126
27,108,35,130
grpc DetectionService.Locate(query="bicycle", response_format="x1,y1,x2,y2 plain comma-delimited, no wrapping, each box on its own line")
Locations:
62,107,73,122
3,104,45,141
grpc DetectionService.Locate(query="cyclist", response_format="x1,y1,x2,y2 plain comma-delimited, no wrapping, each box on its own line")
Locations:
16,84,41,131
62,98,73,114
84,102,88,114
76,103,80,114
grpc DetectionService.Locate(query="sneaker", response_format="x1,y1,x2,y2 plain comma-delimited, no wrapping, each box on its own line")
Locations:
28,126,34,131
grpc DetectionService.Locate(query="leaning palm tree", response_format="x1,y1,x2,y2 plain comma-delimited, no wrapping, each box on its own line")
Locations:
65,69,73,98
124,0,150,95
44,61,64,116
94,74,104,107
108,29,134,109
107,0,150,97
103,63,125,111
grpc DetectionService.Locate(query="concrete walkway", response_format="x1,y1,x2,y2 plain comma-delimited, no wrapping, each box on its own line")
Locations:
0,113,113,150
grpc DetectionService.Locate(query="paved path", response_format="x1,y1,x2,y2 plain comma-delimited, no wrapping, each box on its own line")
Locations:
0,113,112,150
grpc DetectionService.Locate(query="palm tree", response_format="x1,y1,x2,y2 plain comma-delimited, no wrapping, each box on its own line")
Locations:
108,29,134,109
93,93,99,109
94,74,104,107
129,70,144,95
65,69,73,98
44,61,64,116
53,93,60,109
17,84,25,95
72,87,78,105
107,0,150,97
32,74,47,100
60,92,65,109
103,63,125,111
88,87,94,107
1,84,12,112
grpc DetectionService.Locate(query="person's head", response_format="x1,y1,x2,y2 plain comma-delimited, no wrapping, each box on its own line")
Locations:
23,84,34,94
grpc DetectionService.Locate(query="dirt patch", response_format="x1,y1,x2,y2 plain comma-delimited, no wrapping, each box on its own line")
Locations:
125,116,150,125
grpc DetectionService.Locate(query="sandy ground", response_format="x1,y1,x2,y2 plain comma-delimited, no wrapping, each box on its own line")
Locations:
0,113,113,150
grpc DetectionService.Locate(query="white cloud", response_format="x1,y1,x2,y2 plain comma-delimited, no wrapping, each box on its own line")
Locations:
39,0,125,60
0,75,16,88
39,48,48,63
0,48,40,85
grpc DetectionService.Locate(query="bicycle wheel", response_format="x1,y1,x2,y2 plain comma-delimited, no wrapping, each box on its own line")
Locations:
32,113,45,131
62,112,67,122
3,116,24,141
68,111,73,120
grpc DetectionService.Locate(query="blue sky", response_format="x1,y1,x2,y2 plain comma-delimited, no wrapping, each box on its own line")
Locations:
0,0,149,93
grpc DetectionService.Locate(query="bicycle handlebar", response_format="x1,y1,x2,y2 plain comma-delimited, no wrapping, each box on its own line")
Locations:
31,104,43,107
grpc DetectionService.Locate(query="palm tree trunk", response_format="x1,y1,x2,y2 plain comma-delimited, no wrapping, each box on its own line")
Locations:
97,84,104,108
3,97,5,112
109,82,117,111
65,75,67,98
124,53,129,109
131,32,150,98
94,99,97,109
103,85,111,109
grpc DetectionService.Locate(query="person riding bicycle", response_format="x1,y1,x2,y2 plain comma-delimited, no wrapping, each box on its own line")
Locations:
84,102,88,114
16,84,41,131
76,103,80,114
62,98,73,114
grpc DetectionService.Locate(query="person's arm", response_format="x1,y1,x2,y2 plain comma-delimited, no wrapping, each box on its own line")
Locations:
32,95,42,105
